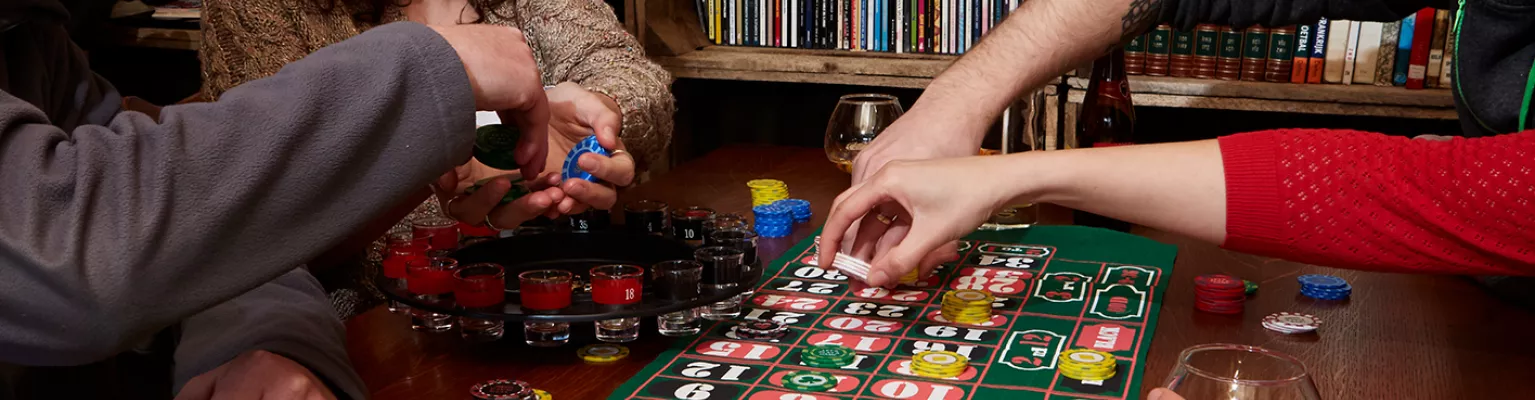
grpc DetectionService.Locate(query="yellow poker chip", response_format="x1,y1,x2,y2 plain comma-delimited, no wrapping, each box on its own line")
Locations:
577,344,629,363
912,351,968,369
534,389,552,400
947,289,994,303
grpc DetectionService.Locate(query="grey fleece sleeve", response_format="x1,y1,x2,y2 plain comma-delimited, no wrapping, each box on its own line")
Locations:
1155,0,1452,30
173,269,366,400
0,21,474,365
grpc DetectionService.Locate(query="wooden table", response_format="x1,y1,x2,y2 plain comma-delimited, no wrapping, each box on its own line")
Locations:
346,146,1535,399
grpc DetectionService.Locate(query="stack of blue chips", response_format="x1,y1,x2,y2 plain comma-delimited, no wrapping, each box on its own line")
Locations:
774,199,813,223
1297,274,1352,300
752,204,793,238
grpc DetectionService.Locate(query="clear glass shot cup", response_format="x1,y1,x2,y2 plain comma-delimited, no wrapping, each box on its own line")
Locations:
1161,343,1323,400
695,246,746,320
454,263,506,342
657,307,702,337
406,256,459,332
518,269,574,346
591,264,644,342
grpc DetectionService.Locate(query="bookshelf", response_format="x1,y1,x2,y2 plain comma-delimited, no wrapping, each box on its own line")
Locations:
106,25,201,51
629,0,1458,120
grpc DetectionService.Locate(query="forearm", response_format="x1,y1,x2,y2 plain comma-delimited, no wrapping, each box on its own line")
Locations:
1022,140,1226,243
911,0,1157,141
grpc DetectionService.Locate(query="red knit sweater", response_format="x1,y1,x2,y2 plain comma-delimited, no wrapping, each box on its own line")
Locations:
1219,129,1535,276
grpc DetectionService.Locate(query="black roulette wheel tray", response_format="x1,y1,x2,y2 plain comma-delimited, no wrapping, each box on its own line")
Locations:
377,231,761,322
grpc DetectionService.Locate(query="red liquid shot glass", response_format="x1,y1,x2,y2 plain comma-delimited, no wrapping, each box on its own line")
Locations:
591,265,645,305
407,257,459,296
383,238,429,280
412,216,460,251
519,270,574,310
455,263,506,308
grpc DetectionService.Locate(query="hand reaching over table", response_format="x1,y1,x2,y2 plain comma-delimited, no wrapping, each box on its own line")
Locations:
429,24,550,180
545,82,637,214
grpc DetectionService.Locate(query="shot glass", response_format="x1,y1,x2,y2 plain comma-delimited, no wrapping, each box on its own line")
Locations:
569,208,612,232
695,246,746,320
406,256,460,332
657,307,702,337
652,260,704,301
411,216,460,251
518,269,574,346
671,206,716,246
705,213,750,237
591,264,645,342
624,200,671,236
383,234,429,314
454,263,506,342
709,228,761,298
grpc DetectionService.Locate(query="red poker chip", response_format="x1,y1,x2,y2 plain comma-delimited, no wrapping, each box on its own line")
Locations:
472,379,533,400
1194,274,1244,289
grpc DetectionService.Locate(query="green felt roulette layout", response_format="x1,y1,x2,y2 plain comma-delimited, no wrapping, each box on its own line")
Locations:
611,225,1177,399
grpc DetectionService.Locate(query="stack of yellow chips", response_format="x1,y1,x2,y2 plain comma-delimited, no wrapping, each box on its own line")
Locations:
1058,348,1118,381
898,268,921,285
941,289,995,325
910,350,969,378
747,179,789,206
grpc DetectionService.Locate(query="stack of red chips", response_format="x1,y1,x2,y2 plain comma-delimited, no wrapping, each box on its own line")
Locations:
1193,274,1246,314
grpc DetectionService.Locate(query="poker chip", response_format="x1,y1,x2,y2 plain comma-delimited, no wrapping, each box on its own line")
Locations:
753,204,794,238
801,344,856,368
941,289,995,325
1298,274,1351,300
562,136,609,182
1058,348,1117,381
735,320,789,341
465,175,531,204
577,344,629,363
773,199,813,223
1193,274,1246,314
1244,279,1258,295
782,370,838,392
747,179,790,206
533,389,552,400
471,379,535,400
1262,312,1322,334
474,124,522,170
910,350,968,378
825,252,872,282
898,267,921,285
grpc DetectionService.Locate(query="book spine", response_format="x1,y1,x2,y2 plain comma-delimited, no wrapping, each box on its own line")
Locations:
1339,20,1361,84
1291,23,1312,83
775,0,783,47
1241,25,1270,81
1306,19,1329,83
1405,7,1435,89
1146,24,1173,76
1425,9,1450,88
1216,25,1243,80
1125,34,1148,75
917,0,926,52
1373,20,1399,86
1193,24,1219,78
840,0,849,49
1350,21,1382,84
1169,28,1196,77
896,0,904,52
1439,11,1456,87
1265,25,1296,82
1393,14,1415,85
1321,20,1351,83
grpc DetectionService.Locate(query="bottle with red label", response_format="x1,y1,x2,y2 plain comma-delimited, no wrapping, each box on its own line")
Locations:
1074,48,1137,232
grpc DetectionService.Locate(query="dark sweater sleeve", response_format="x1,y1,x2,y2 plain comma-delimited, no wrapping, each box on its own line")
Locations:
1155,0,1449,30
0,21,474,365
172,269,365,400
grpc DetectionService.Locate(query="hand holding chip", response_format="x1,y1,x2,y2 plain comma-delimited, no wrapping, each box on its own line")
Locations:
435,164,565,230
544,82,635,214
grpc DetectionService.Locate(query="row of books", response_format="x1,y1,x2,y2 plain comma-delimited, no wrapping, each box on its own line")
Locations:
694,0,1023,53
1125,8,1455,88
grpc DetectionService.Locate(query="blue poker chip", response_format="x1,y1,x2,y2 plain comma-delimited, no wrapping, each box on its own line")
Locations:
1297,274,1347,290
562,136,609,182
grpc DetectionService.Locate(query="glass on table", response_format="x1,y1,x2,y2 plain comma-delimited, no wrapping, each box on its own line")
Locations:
518,269,574,346
568,208,611,232
591,264,645,343
1161,343,1322,400
383,233,428,314
406,256,459,333
695,246,747,321
624,200,671,236
454,263,506,342
411,215,460,251
978,92,1047,231
657,307,702,337
825,93,904,173
652,260,704,301
671,206,716,246
704,213,749,238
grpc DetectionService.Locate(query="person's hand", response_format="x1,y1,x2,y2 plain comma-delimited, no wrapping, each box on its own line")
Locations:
543,82,636,213
175,350,335,400
840,109,987,281
429,24,549,179
1147,388,1184,400
821,155,1024,286
435,162,566,229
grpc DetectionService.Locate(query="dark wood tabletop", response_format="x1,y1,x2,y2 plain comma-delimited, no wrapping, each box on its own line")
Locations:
346,145,1535,399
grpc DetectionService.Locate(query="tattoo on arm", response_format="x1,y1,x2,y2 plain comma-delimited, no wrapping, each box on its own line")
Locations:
1120,0,1164,40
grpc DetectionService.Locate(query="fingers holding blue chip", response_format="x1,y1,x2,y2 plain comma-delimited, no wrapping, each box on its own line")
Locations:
562,135,609,183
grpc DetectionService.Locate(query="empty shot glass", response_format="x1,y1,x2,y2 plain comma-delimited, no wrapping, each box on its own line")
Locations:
657,307,702,337
695,246,746,320
518,269,574,346
454,263,506,342
406,256,460,332
591,264,645,342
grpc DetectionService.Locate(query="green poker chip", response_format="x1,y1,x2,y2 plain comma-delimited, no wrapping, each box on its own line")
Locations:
800,345,855,368
464,175,530,204
782,370,837,391
473,124,522,170
1244,279,1258,295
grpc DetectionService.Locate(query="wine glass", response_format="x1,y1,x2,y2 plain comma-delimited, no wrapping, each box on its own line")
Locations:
825,94,904,173
1161,344,1323,400
978,90,1047,230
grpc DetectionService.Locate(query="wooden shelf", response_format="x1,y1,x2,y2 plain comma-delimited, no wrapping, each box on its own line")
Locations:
1066,75,1457,119
106,25,201,51
657,46,954,88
